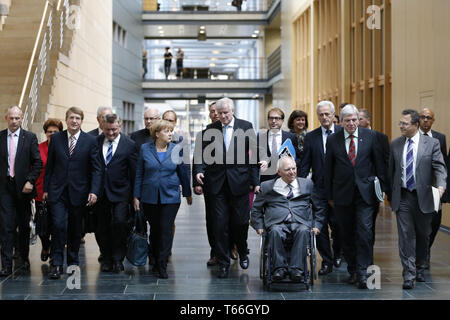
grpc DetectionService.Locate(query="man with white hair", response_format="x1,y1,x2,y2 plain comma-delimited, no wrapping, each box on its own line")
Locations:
130,107,160,149
324,104,387,289
300,100,343,275
196,97,260,278
88,106,114,137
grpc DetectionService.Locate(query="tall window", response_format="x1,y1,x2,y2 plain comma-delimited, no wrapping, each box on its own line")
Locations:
122,101,135,134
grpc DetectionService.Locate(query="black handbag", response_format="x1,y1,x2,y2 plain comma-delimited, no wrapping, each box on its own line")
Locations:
126,209,149,266
34,201,50,237
83,206,97,234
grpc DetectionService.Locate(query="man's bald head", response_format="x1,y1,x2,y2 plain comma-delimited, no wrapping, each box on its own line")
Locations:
5,106,23,133
419,107,435,133
144,108,160,130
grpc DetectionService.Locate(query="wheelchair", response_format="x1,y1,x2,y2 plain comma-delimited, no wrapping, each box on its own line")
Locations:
259,227,317,291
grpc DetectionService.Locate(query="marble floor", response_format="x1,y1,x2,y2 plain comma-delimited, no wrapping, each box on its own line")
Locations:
0,195,449,300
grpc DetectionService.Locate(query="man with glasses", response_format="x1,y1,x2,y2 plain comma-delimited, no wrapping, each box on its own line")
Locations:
130,108,160,149
325,104,387,289
388,109,446,289
418,107,448,269
258,108,301,182
162,110,183,144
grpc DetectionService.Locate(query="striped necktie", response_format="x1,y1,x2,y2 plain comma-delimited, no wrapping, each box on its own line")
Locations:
406,138,415,191
105,140,113,165
348,135,356,166
69,135,76,156
285,184,293,222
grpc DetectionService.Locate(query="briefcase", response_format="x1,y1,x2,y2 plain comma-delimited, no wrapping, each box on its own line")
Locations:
34,201,50,238
126,209,149,266
83,207,97,234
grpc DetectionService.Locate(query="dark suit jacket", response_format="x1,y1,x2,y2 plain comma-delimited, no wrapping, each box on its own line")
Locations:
129,128,153,151
0,128,42,199
324,127,387,206
430,130,447,161
251,177,326,231
374,130,390,172
134,141,191,204
388,134,447,213
87,128,100,136
257,130,301,182
198,117,260,196
96,134,138,203
299,125,342,191
44,130,102,206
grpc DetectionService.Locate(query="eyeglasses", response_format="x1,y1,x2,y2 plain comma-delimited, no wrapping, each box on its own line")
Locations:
268,117,283,121
419,116,433,121
398,121,411,127
165,119,176,123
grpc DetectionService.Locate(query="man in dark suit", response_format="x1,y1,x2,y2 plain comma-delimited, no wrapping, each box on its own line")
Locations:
87,106,113,136
95,114,137,273
0,106,42,276
162,110,183,144
257,108,301,183
44,106,102,279
195,97,260,278
418,107,448,268
300,100,343,275
251,156,323,282
325,104,387,289
193,101,219,266
130,107,160,149
388,109,446,289
358,108,390,249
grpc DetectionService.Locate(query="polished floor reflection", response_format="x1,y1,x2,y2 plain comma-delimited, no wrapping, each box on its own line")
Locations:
0,195,449,300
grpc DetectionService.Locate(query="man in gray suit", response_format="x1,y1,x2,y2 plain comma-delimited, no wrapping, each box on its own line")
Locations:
388,109,447,290
251,156,323,282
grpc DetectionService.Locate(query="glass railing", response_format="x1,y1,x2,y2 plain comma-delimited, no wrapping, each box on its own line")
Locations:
143,57,272,80
145,0,277,12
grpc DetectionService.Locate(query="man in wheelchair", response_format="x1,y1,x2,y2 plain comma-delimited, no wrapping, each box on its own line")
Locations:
251,156,325,282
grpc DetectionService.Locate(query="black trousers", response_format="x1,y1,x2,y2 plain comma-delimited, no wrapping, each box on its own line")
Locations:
314,194,342,266
0,178,31,269
203,191,216,259
143,202,180,267
95,197,129,263
428,209,442,251
269,222,310,272
49,188,84,267
164,62,171,78
176,59,183,77
211,179,250,268
334,188,374,279
35,201,51,252
396,189,433,281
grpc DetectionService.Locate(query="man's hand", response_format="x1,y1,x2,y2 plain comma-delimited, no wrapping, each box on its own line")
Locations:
186,196,193,205
87,193,97,206
258,160,268,172
257,229,264,235
312,227,320,235
196,173,204,185
254,186,261,194
22,181,34,194
43,192,48,201
194,186,203,195
438,186,445,198
328,200,334,208
133,197,140,211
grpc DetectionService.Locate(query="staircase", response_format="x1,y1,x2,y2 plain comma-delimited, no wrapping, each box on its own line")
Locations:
0,0,77,132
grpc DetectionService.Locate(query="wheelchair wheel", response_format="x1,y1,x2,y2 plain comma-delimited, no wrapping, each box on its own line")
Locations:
259,235,265,280
309,230,317,287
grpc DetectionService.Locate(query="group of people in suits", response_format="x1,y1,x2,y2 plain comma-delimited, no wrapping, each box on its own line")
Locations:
0,100,447,291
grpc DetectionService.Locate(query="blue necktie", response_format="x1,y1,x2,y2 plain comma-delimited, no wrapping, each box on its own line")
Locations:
326,129,332,136
405,139,415,191
106,140,113,165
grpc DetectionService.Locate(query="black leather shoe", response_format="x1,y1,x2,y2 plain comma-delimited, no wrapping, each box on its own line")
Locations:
49,266,62,280
101,262,113,272
357,278,368,289
318,264,333,275
0,268,12,277
112,261,124,273
403,280,415,290
272,268,287,281
239,256,249,270
218,266,229,279
207,257,218,266
158,265,168,279
98,254,104,263
333,257,342,268
289,269,304,283
416,273,426,282
41,250,50,262
347,273,358,284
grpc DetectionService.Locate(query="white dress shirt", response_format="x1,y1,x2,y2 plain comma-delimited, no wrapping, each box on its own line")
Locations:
321,124,336,153
222,117,235,151
273,178,300,198
402,131,420,188
103,134,121,164
268,129,282,154
344,127,359,156
419,128,432,137
7,128,20,176
67,130,81,150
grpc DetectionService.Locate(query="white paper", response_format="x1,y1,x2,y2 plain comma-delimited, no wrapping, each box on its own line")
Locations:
432,187,440,212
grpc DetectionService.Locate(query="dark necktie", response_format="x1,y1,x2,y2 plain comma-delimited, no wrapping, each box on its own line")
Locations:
348,134,356,166
105,140,113,165
326,129,332,136
406,138,415,191
69,135,76,156
286,184,293,222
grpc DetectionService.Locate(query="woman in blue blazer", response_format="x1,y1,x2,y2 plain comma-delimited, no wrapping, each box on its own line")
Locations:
133,120,192,278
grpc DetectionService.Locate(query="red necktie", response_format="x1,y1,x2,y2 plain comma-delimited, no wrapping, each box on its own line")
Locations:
348,135,356,166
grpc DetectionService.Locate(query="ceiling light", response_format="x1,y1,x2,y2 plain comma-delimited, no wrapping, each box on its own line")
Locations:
209,63,216,67
158,26,163,30
200,26,206,29
254,30,260,34
211,58,217,61
252,34,258,37
213,50,220,54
